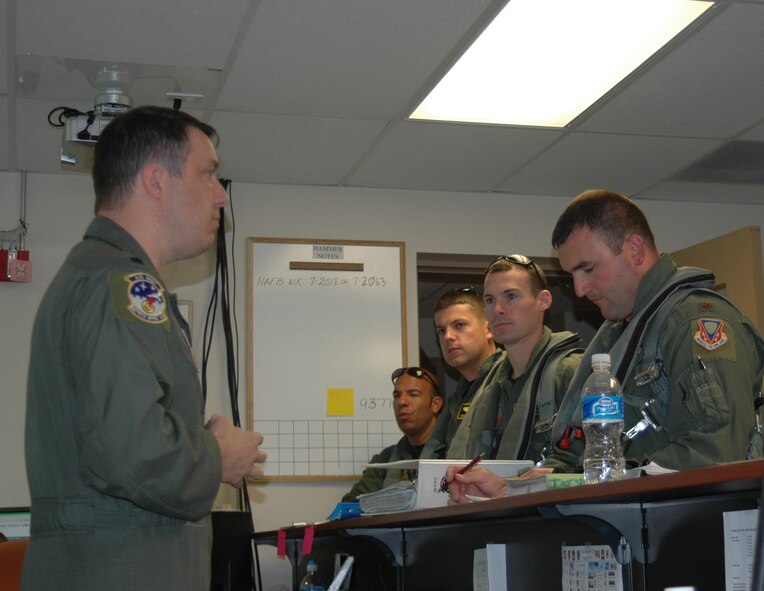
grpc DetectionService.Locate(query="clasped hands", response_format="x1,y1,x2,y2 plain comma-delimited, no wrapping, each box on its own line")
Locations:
206,413,267,488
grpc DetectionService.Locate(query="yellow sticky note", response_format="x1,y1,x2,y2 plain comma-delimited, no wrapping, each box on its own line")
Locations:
327,388,354,416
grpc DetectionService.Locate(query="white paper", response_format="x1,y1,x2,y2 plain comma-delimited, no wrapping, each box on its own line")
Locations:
473,545,508,591
486,544,508,591
561,544,623,591
474,547,488,591
724,508,759,591
416,460,533,509
0,511,30,540
362,459,533,509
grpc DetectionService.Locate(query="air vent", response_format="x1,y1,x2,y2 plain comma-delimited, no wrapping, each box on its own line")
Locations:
673,140,764,185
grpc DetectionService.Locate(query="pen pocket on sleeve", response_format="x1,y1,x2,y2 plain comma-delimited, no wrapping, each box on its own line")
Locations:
678,364,729,433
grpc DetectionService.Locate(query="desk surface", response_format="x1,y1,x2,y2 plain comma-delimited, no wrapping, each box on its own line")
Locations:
256,459,764,540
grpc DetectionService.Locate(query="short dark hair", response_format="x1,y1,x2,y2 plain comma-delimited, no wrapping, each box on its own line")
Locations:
434,287,487,319
485,256,548,295
551,189,656,254
92,106,218,212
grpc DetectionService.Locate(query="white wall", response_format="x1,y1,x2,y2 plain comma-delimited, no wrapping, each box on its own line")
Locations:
3,170,764,586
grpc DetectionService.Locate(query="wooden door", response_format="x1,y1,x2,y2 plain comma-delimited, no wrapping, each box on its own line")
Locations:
671,226,764,332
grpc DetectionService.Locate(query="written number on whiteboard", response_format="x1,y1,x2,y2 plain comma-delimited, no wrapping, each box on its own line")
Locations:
256,275,387,288
308,276,387,287
359,397,393,410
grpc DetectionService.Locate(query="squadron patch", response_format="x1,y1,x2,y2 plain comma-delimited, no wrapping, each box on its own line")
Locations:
694,318,728,351
125,273,167,323
107,271,168,327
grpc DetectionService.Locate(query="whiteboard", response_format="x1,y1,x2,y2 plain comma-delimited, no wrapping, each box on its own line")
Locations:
247,238,406,480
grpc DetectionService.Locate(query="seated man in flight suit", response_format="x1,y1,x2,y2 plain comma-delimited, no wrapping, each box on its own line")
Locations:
343,367,443,501
446,189,764,503
420,287,500,459
446,255,582,462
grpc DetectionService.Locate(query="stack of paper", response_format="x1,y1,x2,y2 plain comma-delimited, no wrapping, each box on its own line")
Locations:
357,481,417,514
363,459,534,509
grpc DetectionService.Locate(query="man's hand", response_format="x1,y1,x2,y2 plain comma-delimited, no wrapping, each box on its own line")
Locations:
445,466,509,505
206,414,267,488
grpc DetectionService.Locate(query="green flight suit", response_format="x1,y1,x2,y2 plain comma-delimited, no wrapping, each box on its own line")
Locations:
22,217,222,590
342,437,421,502
420,350,505,459
447,328,581,462
545,254,764,472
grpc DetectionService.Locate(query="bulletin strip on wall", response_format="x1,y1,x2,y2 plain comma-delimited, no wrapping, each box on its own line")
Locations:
247,238,407,480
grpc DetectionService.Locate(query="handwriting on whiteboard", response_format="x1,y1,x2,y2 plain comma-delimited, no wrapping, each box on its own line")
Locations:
256,275,388,288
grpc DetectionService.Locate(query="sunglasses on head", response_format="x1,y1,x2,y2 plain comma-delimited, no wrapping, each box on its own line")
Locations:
445,286,479,297
486,254,548,290
391,367,440,394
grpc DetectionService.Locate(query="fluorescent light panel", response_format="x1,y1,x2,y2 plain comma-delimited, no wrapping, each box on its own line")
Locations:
410,0,713,128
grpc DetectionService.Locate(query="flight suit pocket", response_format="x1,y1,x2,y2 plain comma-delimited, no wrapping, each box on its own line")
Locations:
677,364,729,432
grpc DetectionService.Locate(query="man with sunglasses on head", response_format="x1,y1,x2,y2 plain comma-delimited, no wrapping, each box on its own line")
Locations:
342,367,443,501
446,255,583,462
420,287,501,459
447,189,764,503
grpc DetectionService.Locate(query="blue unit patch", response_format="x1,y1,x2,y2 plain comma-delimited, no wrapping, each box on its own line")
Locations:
694,318,728,351
125,273,167,324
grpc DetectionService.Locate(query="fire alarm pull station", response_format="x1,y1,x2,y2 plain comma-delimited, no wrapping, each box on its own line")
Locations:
0,248,31,283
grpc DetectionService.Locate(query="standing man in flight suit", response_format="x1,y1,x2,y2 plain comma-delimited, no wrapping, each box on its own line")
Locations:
23,106,267,590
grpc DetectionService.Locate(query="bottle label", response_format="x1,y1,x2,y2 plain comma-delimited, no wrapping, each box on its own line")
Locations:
582,395,624,421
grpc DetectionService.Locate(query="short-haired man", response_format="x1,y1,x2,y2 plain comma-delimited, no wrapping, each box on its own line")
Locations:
447,256,582,461
547,189,764,471
343,367,443,501
447,189,764,502
420,288,500,459
23,106,266,589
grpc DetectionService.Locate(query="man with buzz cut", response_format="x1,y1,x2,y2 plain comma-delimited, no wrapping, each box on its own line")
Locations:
420,287,502,459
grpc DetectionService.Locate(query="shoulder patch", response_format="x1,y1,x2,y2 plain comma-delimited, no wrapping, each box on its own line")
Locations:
692,317,736,362
110,272,170,328
694,318,728,351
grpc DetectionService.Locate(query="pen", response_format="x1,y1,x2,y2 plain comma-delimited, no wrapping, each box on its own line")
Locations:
439,452,485,492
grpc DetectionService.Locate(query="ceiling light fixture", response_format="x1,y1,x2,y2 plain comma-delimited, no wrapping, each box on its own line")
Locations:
410,0,713,128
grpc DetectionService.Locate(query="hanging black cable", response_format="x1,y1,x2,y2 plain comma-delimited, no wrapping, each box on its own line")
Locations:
201,179,262,591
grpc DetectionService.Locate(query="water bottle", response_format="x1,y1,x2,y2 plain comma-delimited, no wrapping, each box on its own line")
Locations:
582,353,625,484
299,559,325,591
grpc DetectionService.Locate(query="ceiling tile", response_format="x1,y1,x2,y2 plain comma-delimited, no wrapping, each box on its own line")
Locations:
210,111,388,185
741,120,764,142
15,55,223,111
347,121,562,192
217,0,498,118
580,3,764,138
639,181,764,205
498,132,721,197
17,0,250,68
